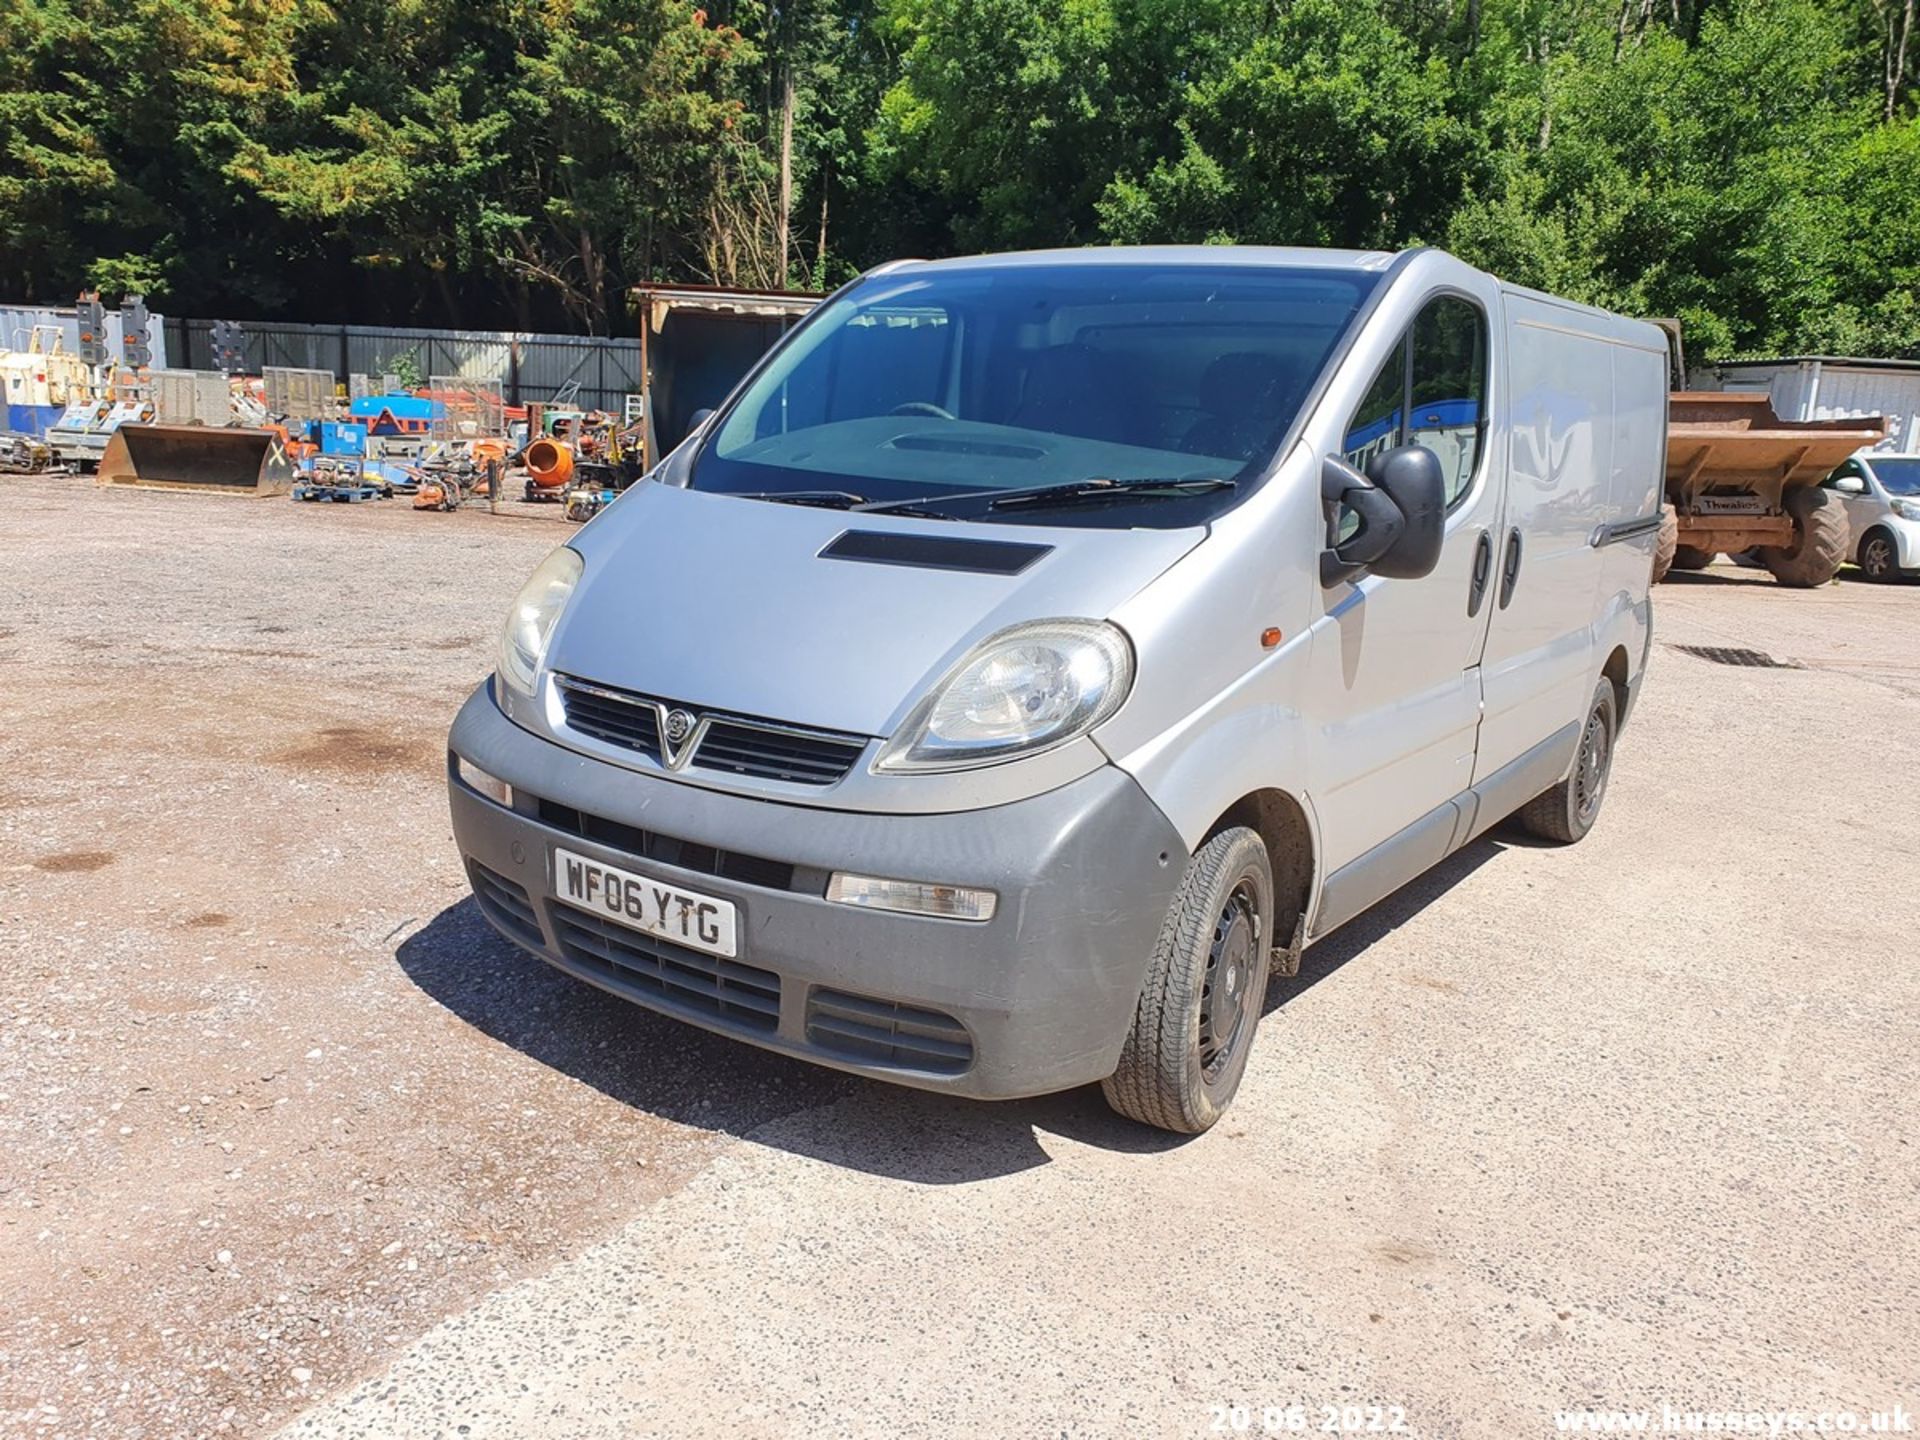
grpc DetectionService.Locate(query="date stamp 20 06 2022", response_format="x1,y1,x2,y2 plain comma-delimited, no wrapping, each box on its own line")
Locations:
1206,1402,1413,1436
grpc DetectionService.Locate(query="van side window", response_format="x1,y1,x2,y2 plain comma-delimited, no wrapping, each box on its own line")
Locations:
1410,297,1488,506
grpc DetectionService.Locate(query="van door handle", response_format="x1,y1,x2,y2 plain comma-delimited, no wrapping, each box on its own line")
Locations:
1467,530,1494,617
1498,527,1523,608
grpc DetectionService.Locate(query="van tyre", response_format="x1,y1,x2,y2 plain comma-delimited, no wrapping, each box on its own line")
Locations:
1760,487,1848,587
1671,545,1716,570
1858,528,1901,582
1516,678,1617,844
1103,826,1274,1135
1651,503,1678,583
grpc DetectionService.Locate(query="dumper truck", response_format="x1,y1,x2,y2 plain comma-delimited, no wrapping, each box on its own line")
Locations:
1655,392,1885,585
1651,322,1886,586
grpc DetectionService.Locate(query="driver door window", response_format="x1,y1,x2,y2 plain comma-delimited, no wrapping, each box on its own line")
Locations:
1341,296,1489,509
1337,340,1408,542
1343,339,1406,472
1410,297,1487,505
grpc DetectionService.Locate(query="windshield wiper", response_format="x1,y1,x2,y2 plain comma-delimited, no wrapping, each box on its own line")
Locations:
729,489,869,509
858,476,1234,519
852,501,958,521
985,477,1236,512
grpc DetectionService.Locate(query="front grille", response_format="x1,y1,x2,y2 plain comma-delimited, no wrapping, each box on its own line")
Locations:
554,905,781,1032
805,988,973,1075
536,797,797,892
557,678,664,761
555,675,867,786
469,862,543,948
694,720,868,786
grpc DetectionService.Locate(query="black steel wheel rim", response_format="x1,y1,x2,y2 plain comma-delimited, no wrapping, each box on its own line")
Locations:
1574,703,1612,824
1199,879,1260,1084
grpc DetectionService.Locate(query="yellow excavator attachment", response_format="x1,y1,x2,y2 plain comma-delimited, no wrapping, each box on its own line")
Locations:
97,425,295,496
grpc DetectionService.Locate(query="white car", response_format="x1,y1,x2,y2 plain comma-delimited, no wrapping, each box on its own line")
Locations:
1826,453,1920,581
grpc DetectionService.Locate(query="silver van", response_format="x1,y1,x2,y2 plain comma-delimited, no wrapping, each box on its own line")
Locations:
447,246,1664,1133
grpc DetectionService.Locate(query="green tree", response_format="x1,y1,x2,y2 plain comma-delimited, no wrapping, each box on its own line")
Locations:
1448,0,1914,356
868,0,1229,251
0,0,321,309
230,0,762,331
1098,0,1480,249
3,0,1919,359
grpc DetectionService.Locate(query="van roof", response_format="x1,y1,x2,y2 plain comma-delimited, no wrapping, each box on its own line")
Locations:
877,246,1664,349
881,245,1402,275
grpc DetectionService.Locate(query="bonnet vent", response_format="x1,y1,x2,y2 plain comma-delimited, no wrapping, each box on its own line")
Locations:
819,529,1052,576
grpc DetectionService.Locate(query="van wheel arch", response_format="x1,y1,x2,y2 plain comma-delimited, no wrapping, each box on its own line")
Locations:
1601,644,1631,725
1211,789,1314,964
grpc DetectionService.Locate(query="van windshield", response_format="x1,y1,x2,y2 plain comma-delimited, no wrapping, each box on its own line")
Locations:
693,262,1380,528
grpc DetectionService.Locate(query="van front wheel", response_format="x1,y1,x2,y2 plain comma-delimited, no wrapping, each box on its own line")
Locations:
1515,678,1617,844
1103,826,1274,1135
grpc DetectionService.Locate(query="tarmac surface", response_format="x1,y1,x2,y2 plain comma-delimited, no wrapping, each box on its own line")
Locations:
2,477,1916,1439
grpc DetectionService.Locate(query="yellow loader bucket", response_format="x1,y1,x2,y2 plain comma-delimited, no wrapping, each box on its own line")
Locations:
98,425,295,496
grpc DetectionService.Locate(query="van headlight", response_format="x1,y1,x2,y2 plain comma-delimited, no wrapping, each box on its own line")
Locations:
497,546,583,697
874,620,1134,773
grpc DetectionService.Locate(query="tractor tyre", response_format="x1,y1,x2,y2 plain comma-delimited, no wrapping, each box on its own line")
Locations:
1760,487,1849,588
1651,503,1678,583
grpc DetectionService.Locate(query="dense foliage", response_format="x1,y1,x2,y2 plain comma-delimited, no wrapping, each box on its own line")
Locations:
2,0,1916,356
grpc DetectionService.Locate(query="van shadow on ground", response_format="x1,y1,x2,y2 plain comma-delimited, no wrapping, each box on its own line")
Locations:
1657,565,1778,588
396,830,1511,1185
1664,563,1906,588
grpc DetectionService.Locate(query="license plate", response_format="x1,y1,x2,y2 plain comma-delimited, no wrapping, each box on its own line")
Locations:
553,847,738,958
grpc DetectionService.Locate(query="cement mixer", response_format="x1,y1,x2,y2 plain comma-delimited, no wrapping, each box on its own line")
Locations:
522,435,574,500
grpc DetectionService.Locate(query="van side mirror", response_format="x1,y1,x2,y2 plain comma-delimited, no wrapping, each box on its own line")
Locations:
1320,446,1447,587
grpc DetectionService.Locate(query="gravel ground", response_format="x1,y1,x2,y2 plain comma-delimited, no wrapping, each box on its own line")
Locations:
3,476,1916,1439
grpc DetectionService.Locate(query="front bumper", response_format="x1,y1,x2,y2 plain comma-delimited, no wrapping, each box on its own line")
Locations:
447,684,1187,1099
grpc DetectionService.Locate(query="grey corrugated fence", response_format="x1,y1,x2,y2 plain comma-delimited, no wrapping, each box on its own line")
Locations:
162,317,643,412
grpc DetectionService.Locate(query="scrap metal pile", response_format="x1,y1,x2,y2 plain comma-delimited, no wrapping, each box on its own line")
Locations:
1,429,51,474
2,303,644,523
